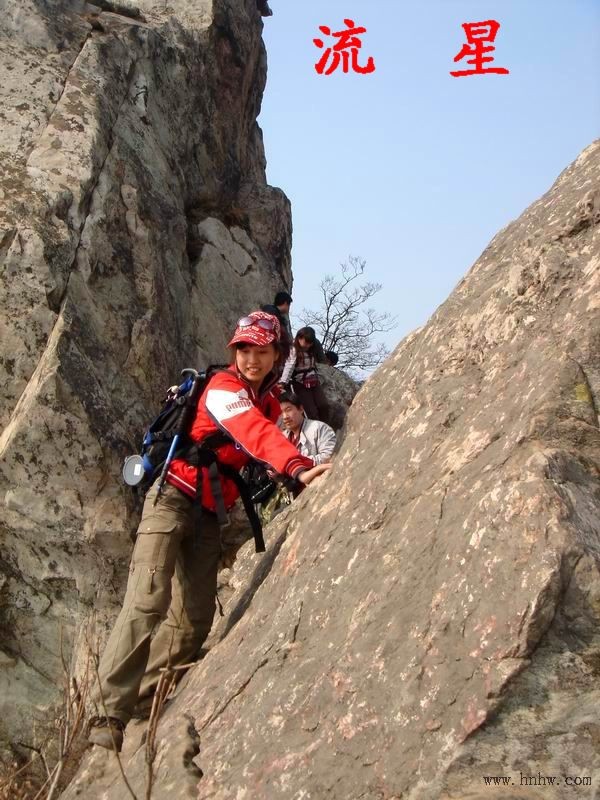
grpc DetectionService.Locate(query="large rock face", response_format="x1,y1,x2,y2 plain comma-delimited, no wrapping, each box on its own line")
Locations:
63,141,600,798
0,0,293,758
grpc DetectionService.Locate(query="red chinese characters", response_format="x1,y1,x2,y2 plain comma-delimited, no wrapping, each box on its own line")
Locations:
450,20,509,77
313,18,376,75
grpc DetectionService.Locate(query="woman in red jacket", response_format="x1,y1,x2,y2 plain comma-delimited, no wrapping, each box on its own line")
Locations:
89,311,330,751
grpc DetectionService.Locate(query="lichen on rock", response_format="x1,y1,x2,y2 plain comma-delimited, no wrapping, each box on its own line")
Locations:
0,0,295,766
2,0,600,797
63,140,599,798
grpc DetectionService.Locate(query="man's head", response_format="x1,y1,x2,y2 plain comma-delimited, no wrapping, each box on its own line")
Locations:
274,290,293,314
279,391,305,433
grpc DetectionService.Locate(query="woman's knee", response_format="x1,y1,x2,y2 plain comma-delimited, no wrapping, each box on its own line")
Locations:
129,513,183,617
130,562,173,616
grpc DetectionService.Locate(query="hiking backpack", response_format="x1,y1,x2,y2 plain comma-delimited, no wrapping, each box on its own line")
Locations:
122,366,266,552
121,367,221,488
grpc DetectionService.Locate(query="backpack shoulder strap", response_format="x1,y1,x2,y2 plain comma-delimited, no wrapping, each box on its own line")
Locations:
218,463,265,553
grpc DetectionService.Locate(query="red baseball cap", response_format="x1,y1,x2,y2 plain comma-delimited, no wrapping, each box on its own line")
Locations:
228,311,281,347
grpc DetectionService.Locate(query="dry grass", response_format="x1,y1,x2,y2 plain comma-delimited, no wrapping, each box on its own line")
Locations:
145,667,177,800
88,633,140,800
0,763,43,800
0,626,93,799
0,622,193,798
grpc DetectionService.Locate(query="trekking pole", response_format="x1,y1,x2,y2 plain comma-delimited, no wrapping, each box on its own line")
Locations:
153,368,202,505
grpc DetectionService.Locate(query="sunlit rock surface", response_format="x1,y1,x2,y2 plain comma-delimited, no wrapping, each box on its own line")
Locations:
0,0,293,759
62,141,600,797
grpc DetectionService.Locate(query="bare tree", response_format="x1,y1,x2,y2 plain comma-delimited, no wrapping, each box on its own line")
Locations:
299,256,397,374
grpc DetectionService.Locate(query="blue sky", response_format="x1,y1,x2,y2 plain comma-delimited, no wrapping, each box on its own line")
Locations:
259,1,600,356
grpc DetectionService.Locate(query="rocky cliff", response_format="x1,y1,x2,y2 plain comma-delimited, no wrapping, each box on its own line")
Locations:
0,0,295,762
63,141,600,799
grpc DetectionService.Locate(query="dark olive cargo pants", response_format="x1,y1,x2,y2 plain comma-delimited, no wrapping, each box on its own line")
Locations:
92,481,221,725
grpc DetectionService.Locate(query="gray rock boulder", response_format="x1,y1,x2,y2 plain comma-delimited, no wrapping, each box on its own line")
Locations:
318,363,359,431
0,0,292,761
62,141,600,798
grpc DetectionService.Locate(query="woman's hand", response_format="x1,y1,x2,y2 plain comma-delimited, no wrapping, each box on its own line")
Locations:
298,463,332,486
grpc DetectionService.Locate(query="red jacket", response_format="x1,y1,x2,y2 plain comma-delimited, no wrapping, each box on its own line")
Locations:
166,367,313,510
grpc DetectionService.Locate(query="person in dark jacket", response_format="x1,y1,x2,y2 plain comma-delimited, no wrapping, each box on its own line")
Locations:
261,303,291,363
274,290,293,343
88,311,330,752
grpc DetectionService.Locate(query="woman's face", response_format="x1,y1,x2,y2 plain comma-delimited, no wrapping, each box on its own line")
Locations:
298,336,310,350
236,344,277,387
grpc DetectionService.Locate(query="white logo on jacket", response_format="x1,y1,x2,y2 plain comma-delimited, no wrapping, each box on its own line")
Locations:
206,388,253,421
